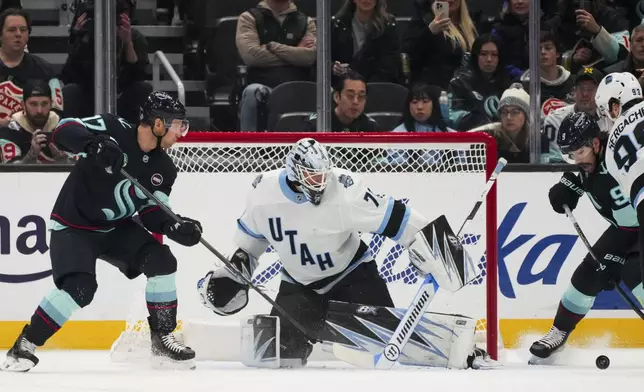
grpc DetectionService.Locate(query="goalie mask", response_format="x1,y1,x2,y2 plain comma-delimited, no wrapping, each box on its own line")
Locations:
285,138,333,205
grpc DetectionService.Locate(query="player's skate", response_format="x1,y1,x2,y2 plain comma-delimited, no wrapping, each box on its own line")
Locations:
1,325,39,372
528,326,569,365
150,321,196,370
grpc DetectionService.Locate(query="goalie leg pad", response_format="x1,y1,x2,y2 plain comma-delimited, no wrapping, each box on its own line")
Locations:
322,301,479,369
408,215,470,292
240,315,280,369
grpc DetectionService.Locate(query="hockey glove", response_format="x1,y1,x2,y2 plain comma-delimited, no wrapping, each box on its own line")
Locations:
549,172,584,214
164,215,202,246
85,135,124,174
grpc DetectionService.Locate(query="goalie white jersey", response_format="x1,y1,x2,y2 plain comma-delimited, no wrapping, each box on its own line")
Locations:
234,168,427,288
605,101,644,208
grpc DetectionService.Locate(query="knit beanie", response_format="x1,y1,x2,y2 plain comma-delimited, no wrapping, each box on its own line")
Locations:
498,84,530,116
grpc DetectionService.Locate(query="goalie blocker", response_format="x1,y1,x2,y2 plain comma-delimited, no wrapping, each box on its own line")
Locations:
198,215,495,369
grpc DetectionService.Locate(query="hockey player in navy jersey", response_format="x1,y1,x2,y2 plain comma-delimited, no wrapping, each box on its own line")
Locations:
2,91,201,372
529,112,642,364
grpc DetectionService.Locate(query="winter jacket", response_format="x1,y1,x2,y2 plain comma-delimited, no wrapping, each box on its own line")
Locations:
403,0,471,89
236,1,316,88
331,8,401,83
448,53,511,129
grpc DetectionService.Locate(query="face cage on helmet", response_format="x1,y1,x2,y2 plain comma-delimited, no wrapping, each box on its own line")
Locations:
294,163,330,191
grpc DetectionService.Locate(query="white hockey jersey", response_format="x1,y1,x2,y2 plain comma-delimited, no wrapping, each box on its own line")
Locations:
233,168,428,290
605,101,644,208
542,105,613,163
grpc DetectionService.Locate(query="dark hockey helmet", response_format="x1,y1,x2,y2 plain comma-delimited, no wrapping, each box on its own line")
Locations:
140,91,189,136
557,111,601,155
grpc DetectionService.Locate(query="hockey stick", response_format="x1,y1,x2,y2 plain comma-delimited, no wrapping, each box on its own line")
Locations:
563,205,644,320
332,157,508,369
120,168,319,342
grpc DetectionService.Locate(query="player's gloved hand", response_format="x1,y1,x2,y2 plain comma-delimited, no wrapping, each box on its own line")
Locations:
85,135,124,174
165,215,202,246
549,172,584,214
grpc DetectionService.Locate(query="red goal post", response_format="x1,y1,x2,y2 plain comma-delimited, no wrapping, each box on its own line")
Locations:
119,132,500,362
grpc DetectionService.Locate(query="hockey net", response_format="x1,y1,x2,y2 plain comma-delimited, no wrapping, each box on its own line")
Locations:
111,132,500,362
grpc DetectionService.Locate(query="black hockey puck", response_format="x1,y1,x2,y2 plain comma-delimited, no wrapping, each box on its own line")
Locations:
596,355,610,369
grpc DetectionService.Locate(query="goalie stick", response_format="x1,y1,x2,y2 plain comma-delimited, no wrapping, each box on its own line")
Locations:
563,205,644,320
120,168,319,343
332,157,508,369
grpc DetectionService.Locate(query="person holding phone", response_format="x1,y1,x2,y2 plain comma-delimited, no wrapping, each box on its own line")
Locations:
330,0,401,84
0,79,70,164
403,0,478,89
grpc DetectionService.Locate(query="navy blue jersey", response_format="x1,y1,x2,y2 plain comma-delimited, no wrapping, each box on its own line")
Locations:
50,113,176,233
580,146,638,229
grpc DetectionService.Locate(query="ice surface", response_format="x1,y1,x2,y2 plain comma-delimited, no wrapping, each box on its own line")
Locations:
0,348,642,392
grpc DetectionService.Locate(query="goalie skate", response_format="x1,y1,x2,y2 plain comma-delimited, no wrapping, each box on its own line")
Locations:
528,326,569,365
469,347,501,369
150,329,196,370
1,325,39,372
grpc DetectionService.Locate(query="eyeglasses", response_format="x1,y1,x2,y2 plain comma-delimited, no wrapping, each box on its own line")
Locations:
342,92,367,103
500,108,523,118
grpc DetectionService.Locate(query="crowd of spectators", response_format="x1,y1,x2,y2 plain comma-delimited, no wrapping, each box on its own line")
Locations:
3,0,644,165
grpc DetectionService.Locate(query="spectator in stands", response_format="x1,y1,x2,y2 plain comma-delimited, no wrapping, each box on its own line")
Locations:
403,0,478,89
0,79,70,164
542,66,612,162
520,31,574,107
60,0,152,124
604,25,644,87
236,0,316,131
469,84,531,163
305,70,379,132
389,82,455,165
548,0,629,70
448,33,511,130
493,0,557,79
330,0,401,84
392,82,453,132
0,8,62,126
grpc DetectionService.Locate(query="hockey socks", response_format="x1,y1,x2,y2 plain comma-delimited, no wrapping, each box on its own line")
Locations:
553,285,595,332
146,273,178,334
26,289,80,346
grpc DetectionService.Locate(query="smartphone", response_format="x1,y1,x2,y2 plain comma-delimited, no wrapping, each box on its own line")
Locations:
433,1,449,19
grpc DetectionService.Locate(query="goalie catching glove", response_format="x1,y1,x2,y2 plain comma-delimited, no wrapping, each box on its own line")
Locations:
198,248,258,316
407,215,472,292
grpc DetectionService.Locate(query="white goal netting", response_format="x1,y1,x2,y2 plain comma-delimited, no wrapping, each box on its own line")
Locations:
111,132,500,362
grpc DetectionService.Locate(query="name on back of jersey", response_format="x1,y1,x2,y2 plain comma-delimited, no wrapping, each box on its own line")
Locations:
609,106,644,150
